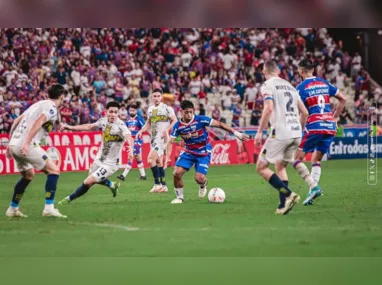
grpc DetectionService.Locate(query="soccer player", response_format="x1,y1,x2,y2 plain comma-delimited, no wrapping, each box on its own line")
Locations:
58,102,134,204
136,89,177,193
5,84,67,218
254,60,317,215
295,59,347,205
117,103,147,181
166,100,249,204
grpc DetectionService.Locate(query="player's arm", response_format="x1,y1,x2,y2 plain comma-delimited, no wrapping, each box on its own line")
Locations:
9,113,24,137
61,123,98,132
333,92,347,119
257,99,273,134
125,133,134,158
166,114,178,134
297,99,309,130
136,119,151,138
210,119,249,141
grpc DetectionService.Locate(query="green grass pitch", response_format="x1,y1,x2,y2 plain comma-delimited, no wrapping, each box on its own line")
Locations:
0,159,382,257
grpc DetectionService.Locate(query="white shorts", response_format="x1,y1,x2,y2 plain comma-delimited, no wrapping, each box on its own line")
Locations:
89,160,118,183
150,137,166,157
259,137,301,164
9,145,49,172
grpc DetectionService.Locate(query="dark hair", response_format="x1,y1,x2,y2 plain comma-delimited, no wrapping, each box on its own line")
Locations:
180,100,194,110
152,88,163,94
48,84,65,99
298,59,315,71
106,101,120,109
129,103,139,110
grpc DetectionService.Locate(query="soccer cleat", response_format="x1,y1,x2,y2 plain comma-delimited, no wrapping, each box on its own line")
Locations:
110,181,120,197
117,175,125,181
303,186,322,206
276,192,300,215
199,186,207,198
161,185,169,193
171,198,184,204
150,184,163,193
140,176,147,180
5,207,28,218
42,208,67,218
58,197,71,205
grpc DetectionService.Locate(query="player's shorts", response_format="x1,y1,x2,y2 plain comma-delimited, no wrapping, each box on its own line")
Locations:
8,144,49,172
299,133,335,154
259,137,301,164
150,137,166,157
89,160,118,183
133,138,143,155
175,151,211,175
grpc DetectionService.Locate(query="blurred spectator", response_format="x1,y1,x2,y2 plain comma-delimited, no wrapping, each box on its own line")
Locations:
211,104,221,121
250,103,263,126
79,102,91,124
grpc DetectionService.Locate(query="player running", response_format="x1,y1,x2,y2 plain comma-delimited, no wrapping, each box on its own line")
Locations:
58,102,134,204
117,103,147,181
167,100,249,204
136,89,177,193
255,60,320,215
5,84,67,218
295,59,346,205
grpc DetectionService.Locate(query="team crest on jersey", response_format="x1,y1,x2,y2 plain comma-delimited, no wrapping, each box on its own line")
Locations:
103,125,123,143
150,109,168,124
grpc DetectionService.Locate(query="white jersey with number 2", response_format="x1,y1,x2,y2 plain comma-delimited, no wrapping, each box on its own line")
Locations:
261,77,302,140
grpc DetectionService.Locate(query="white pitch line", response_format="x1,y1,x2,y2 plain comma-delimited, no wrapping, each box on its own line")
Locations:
79,222,140,231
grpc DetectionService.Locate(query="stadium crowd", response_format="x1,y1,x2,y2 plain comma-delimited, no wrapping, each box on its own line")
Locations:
0,28,381,134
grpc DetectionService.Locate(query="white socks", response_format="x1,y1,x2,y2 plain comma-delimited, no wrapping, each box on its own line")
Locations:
293,160,317,189
122,164,132,177
175,188,184,200
312,163,322,184
44,204,54,210
138,163,146,176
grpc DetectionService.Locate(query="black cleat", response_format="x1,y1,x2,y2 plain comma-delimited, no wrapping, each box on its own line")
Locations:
140,176,147,180
117,175,125,181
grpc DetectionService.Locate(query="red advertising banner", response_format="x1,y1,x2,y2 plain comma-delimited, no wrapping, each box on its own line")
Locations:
0,138,259,175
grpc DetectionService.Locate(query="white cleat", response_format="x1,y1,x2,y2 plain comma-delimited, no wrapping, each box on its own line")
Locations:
161,185,169,193
199,186,207,199
171,198,184,204
276,192,301,215
6,207,28,218
42,207,67,218
150,184,163,193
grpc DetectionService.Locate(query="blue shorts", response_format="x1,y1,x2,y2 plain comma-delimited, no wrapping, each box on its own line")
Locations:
299,133,335,154
175,151,211,175
133,138,143,155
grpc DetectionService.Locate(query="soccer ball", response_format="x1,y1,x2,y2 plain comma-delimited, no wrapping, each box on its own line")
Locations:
208,188,226,203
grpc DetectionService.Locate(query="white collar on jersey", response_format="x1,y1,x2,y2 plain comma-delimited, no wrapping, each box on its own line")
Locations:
180,115,195,126
305,76,316,79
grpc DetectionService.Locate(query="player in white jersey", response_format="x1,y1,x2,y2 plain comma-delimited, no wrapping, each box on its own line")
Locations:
136,89,177,193
58,102,134,205
254,60,313,215
5,84,67,218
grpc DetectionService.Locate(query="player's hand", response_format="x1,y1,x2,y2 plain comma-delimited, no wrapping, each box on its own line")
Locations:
5,145,12,159
164,156,171,169
241,133,250,142
20,143,29,156
60,123,70,132
136,131,142,139
254,133,262,146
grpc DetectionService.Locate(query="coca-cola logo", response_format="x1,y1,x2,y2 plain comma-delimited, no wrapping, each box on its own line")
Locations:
211,143,230,164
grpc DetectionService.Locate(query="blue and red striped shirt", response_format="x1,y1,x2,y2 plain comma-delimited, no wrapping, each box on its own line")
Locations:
296,77,338,135
170,115,213,156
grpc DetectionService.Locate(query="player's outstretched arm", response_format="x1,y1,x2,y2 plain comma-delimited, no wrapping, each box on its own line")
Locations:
9,113,24,137
255,100,273,146
297,99,309,130
60,123,97,132
333,92,347,119
211,119,249,141
125,133,134,160
165,136,176,167
136,120,151,138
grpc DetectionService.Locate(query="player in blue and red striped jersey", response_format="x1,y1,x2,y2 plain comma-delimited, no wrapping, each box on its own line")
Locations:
294,59,346,205
117,104,147,181
166,100,249,204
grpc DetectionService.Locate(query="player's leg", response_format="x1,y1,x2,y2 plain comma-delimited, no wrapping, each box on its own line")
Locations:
171,152,194,203
275,160,289,210
311,134,334,185
194,153,211,198
257,139,300,215
148,148,162,192
157,155,168,192
89,162,119,195
135,153,147,180
293,136,321,205
118,159,133,181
